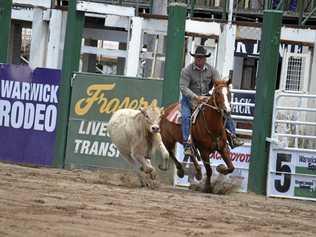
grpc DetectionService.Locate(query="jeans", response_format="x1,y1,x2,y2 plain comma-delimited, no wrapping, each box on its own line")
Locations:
225,115,236,135
181,96,192,143
181,95,236,143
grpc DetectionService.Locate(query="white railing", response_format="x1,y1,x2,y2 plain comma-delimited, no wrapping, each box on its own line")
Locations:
271,90,316,150
267,91,316,202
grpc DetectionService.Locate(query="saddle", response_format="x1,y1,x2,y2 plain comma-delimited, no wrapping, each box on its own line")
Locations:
166,103,202,125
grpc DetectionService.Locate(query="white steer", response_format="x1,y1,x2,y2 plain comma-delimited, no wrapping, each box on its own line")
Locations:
107,106,169,185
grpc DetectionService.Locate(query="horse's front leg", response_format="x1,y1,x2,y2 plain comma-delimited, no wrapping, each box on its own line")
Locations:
189,154,202,181
200,149,212,193
216,140,234,175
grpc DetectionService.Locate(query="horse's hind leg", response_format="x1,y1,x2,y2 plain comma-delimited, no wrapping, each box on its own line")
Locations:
217,143,234,175
169,149,185,178
162,143,185,178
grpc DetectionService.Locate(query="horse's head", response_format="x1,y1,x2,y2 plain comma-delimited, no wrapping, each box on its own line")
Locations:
209,78,232,114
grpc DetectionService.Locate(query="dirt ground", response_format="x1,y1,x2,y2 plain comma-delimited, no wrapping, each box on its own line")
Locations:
0,162,315,237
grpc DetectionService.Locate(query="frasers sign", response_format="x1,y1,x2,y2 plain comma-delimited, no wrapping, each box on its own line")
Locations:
0,64,60,166
234,40,304,58
72,83,159,158
64,74,163,170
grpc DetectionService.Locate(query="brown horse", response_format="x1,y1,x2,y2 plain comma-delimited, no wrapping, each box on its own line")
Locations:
159,79,234,192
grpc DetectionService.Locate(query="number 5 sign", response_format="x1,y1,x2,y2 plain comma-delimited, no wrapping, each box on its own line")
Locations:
268,152,295,197
268,150,316,201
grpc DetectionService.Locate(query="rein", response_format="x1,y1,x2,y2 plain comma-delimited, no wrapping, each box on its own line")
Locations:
201,99,219,112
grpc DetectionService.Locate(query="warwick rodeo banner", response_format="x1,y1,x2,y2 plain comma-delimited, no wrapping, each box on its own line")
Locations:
0,64,60,166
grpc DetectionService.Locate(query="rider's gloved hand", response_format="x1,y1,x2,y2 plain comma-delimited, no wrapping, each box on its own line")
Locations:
195,96,209,103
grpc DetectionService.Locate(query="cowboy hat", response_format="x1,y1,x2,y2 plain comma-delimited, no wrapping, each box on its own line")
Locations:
190,46,211,57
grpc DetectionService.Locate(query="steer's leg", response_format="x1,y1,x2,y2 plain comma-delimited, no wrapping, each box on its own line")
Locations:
131,146,159,188
118,152,152,187
131,145,155,174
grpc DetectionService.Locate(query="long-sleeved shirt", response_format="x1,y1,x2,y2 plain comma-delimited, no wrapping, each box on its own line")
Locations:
180,63,220,106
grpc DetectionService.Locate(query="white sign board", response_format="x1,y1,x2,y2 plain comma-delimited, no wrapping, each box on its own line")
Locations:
268,149,316,201
174,143,251,192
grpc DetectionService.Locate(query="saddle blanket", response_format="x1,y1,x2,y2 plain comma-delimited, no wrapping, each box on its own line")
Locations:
166,103,202,125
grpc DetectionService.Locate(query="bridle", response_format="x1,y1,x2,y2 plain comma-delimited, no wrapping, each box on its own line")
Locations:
201,84,231,115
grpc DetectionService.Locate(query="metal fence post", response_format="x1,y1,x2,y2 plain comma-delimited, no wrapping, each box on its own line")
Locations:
248,10,282,195
53,1,85,168
0,0,12,63
190,0,196,17
297,0,304,25
222,0,228,20
162,2,186,106
265,0,272,9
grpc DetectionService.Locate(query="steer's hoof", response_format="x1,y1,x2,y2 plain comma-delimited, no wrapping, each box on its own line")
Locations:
158,164,168,171
141,166,154,174
149,169,158,180
138,172,159,189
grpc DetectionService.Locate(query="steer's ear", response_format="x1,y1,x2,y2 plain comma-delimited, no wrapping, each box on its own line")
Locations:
139,107,148,117
160,107,165,117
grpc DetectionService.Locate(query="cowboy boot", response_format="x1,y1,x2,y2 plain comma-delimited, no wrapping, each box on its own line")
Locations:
183,142,193,157
230,135,244,149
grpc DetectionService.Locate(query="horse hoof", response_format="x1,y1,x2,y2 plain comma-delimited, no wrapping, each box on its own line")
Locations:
203,185,212,193
216,164,227,174
195,169,202,181
177,168,185,178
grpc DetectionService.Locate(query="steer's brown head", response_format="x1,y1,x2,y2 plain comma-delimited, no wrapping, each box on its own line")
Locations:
139,105,162,133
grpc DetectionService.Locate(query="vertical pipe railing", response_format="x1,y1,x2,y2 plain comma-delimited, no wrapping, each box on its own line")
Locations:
248,10,283,195
0,0,12,63
190,0,196,17
297,0,304,25
53,1,85,168
162,2,186,106
222,0,228,20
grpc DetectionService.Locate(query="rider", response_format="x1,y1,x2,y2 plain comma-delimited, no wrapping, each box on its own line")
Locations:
180,46,243,156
